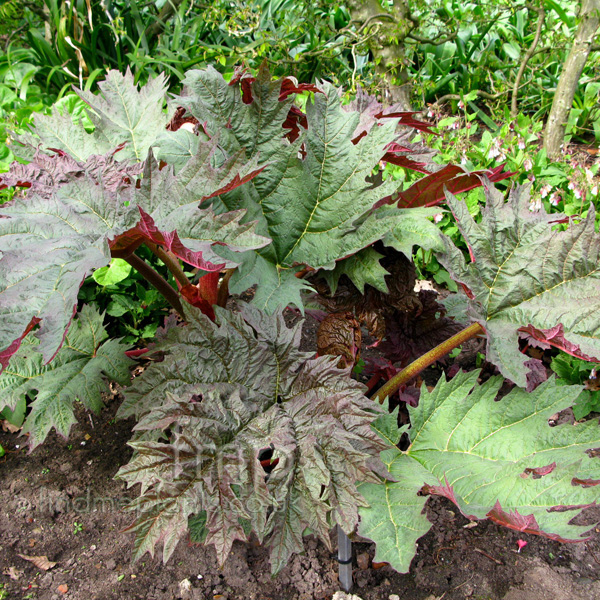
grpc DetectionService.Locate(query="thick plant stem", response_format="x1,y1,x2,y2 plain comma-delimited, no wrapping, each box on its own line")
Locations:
371,322,485,403
145,242,190,289
543,0,600,159
124,253,185,319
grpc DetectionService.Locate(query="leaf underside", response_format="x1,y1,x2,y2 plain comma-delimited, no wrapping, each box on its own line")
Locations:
0,305,133,449
117,303,386,574
439,183,600,387
359,370,600,573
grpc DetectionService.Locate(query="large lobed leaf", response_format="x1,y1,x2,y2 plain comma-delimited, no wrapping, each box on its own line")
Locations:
0,149,268,372
16,69,170,163
359,370,600,573
116,304,386,573
438,183,600,386
0,305,133,449
173,66,447,312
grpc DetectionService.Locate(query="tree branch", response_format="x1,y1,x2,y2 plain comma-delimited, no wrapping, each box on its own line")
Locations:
511,6,545,118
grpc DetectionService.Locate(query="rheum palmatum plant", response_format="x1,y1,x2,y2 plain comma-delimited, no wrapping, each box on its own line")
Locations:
0,66,599,575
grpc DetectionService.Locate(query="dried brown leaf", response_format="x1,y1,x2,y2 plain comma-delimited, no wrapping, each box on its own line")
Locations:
17,554,56,570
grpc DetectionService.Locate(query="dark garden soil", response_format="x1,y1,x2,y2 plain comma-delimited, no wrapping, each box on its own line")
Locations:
2,309,600,600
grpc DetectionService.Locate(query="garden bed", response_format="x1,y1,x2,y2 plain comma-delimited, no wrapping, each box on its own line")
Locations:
1,315,599,600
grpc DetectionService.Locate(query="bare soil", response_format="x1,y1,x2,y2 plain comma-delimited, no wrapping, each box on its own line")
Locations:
1,311,600,600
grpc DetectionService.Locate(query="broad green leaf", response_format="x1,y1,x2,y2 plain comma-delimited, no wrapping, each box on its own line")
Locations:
117,304,385,573
92,258,132,286
0,305,133,449
22,70,171,163
359,370,600,573
438,183,600,387
0,150,268,372
175,67,441,311
323,247,390,295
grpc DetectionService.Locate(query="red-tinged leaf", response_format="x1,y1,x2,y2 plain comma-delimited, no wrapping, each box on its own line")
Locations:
229,66,255,104
283,105,308,143
519,324,600,362
0,148,142,197
179,272,220,320
394,164,514,208
199,164,267,202
179,285,216,320
278,78,321,100
521,463,557,478
196,271,220,306
381,151,429,174
0,306,133,448
422,477,478,519
439,184,600,387
0,145,269,372
316,312,362,369
0,317,41,372
572,478,600,488
125,348,150,358
386,142,414,153
359,371,600,573
117,304,386,573
166,106,199,132
379,289,464,367
374,110,437,135
525,358,548,392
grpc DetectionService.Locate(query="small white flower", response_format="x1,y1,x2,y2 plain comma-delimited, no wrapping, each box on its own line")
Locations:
568,181,575,190
458,100,465,109
585,168,594,182
523,158,533,171
540,184,552,198
461,155,468,166
518,137,525,150
427,109,435,118
549,192,561,206
449,120,460,130
488,147,500,159
573,187,582,199
529,198,542,212
592,184,598,196
434,213,444,223
498,153,506,162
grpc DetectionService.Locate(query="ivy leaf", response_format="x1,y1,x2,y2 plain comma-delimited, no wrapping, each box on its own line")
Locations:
0,150,268,372
0,305,133,449
438,183,600,387
117,304,385,573
359,370,600,573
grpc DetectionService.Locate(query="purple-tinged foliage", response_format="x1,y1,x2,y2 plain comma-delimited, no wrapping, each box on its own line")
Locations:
117,304,386,573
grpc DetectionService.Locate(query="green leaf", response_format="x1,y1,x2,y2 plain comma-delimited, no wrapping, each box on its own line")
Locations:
0,305,133,449
0,149,268,371
176,67,437,311
359,371,600,573
92,258,132,286
25,70,170,162
438,184,600,387
322,247,389,295
117,303,386,573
